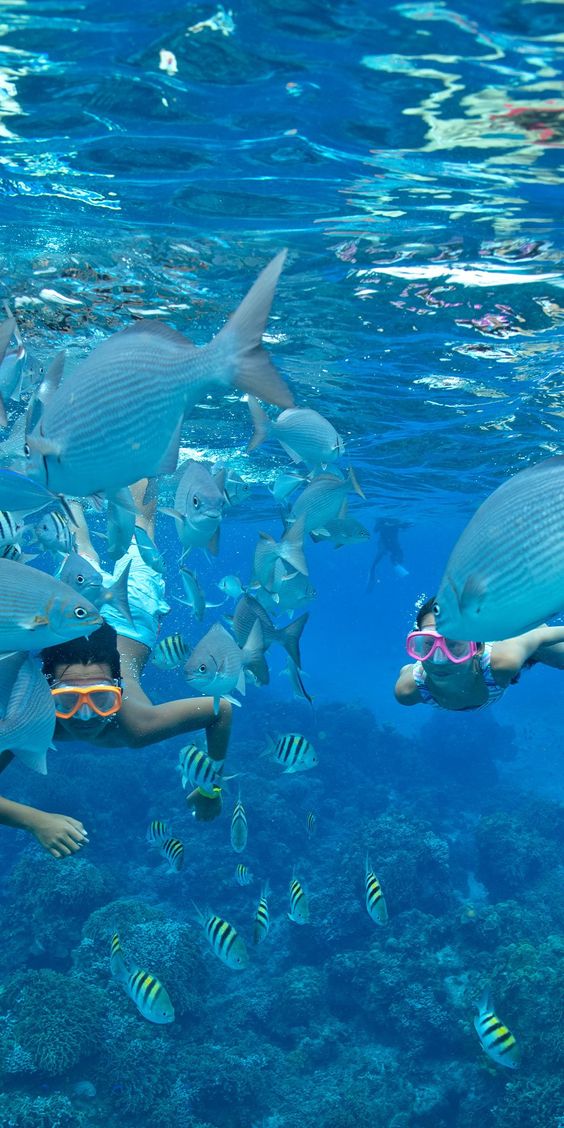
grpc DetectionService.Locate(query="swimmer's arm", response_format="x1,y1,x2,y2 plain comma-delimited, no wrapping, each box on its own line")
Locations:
118,692,232,757
394,664,423,706
491,625,564,684
0,795,88,858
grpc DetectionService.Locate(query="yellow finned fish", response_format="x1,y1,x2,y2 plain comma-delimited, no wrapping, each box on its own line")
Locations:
110,933,174,1024
474,990,520,1069
253,881,270,944
365,856,388,925
288,873,309,925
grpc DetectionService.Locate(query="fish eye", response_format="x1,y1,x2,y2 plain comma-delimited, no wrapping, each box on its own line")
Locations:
198,663,207,673
76,574,85,584
23,443,30,458
192,495,200,509
432,601,440,615
74,606,89,619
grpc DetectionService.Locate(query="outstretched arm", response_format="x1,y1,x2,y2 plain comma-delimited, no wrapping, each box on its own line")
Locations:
492,625,564,684
0,794,89,858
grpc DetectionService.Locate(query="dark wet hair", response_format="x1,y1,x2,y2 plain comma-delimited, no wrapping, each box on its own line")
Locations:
415,595,482,649
415,596,437,629
41,621,121,683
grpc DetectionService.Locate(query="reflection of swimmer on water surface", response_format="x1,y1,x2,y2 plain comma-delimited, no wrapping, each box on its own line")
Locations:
366,518,411,592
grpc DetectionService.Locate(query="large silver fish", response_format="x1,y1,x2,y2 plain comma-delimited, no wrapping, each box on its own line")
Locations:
183,620,264,712
58,551,133,625
287,468,364,535
247,396,344,470
0,654,56,774
163,461,225,553
434,457,564,640
25,252,293,498
0,559,101,651
231,593,308,670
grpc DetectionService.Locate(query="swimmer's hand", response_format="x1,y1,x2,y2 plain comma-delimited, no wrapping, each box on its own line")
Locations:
28,812,89,858
186,787,222,822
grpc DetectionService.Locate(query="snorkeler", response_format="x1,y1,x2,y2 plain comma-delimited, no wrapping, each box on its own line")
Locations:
0,480,231,859
394,595,564,712
366,518,410,593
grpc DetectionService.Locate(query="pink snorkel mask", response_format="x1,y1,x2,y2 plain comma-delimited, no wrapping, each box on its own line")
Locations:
406,630,478,665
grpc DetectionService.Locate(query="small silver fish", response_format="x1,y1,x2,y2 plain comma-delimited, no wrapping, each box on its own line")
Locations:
162,461,225,555
58,552,133,625
0,654,56,775
248,396,344,471
287,469,364,535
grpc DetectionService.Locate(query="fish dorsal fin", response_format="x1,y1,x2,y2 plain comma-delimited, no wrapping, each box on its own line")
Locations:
155,416,183,477
39,351,66,408
120,321,195,348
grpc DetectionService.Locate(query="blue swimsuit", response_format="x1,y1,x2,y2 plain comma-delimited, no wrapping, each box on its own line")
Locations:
412,643,506,711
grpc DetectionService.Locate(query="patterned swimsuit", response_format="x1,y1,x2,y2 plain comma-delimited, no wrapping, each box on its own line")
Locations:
412,643,506,711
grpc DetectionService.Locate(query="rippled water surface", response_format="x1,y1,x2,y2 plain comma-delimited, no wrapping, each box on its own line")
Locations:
1,0,563,518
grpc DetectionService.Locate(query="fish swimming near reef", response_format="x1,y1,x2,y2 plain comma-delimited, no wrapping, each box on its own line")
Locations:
230,791,248,854
235,863,253,886
253,881,270,944
0,559,101,652
288,873,309,924
110,933,175,1024
193,905,249,969
306,811,316,836
24,251,293,500
264,732,318,773
158,837,185,873
365,856,388,926
146,819,171,843
474,990,520,1068
434,457,564,640
178,742,226,797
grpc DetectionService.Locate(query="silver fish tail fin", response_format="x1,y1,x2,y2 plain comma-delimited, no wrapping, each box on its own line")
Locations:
279,517,308,576
110,932,129,985
214,251,294,409
102,558,134,625
276,611,309,669
246,395,271,451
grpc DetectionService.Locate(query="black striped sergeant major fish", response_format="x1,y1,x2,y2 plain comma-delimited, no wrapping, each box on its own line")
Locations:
178,742,224,797
288,873,310,925
192,904,249,969
264,732,318,774
365,856,388,926
253,881,270,945
474,990,520,1069
146,819,171,844
158,837,184,873
110,933,175,1024
151,632,188,670
231,791,248,854
235,863,253,886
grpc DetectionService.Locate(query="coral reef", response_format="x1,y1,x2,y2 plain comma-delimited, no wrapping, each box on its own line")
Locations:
0,968,107,1076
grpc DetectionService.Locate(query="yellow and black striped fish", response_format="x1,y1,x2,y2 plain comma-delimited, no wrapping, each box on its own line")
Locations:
110,933,174,1024
193,905,248,969
151,632,187,670
159,837,184,872
146,819,171,844
306,811,316,836
235,863,253,886
231,792,248,853
179,742,223,796
365,856,388,925
474,990,520,1068
266,732,318,774
288,873,309,924
253,881,270,945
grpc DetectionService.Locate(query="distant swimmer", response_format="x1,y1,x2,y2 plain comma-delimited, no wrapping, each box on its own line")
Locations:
395,596,564,712
0,480,232,859
366,518,410,592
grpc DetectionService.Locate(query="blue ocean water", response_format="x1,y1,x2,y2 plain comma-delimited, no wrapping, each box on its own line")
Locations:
0,0,563,1125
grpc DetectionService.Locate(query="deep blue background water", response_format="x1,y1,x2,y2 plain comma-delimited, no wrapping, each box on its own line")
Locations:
0,1,563,1126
